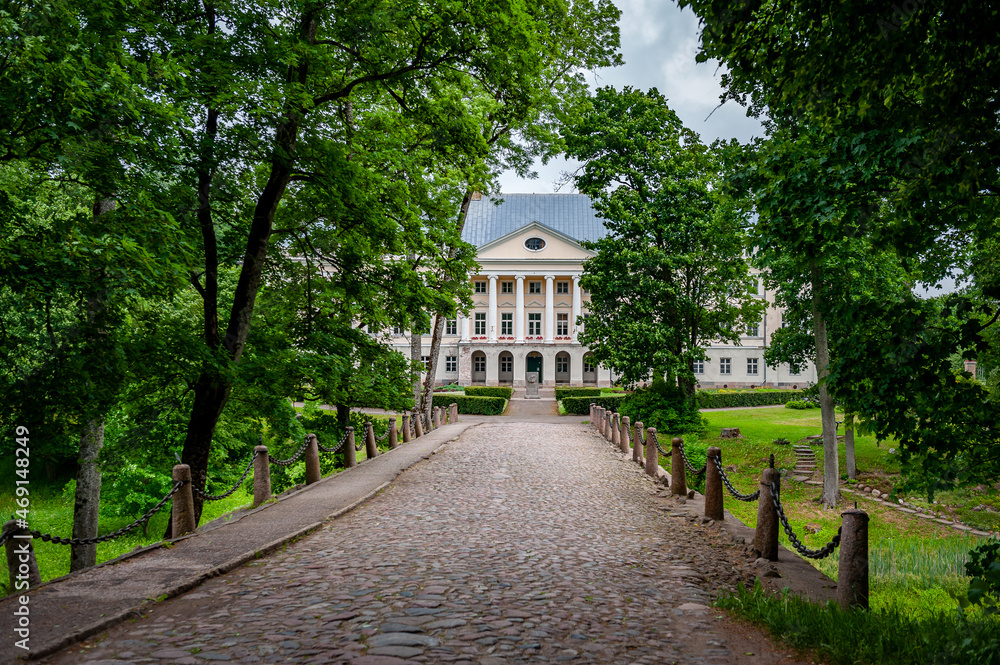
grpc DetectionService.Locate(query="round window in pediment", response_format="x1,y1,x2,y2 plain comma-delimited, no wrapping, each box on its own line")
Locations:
524,237,546,251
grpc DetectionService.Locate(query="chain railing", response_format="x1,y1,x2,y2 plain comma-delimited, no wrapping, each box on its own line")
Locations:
710,454,760,502
193,451,259,502
27,481,185,546
317,429,351,454
269,438,312,466
770,479,842,559
678,441,707,476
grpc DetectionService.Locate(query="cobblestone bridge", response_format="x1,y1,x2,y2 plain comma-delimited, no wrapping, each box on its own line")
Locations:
44,396,807,665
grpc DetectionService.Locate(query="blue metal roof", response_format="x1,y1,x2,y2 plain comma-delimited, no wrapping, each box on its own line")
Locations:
461,194,609,247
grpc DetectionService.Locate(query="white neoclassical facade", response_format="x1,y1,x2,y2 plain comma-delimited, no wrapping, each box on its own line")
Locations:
391,193,816,388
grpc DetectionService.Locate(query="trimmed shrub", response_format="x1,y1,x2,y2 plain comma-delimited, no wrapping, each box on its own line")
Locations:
784,399,817,410
620,385,704,434
695,390,805,409
432,394,506,415
561,394,627,415
464,386,514,400
554,387,602,400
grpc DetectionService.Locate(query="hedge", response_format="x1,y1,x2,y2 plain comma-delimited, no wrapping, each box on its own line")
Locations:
695,390,804,409
432,394,506,415
464,386,514,400
554,387,602,400
561,394,627,415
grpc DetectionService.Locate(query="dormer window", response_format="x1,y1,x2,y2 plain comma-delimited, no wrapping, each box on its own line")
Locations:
524,237,545,251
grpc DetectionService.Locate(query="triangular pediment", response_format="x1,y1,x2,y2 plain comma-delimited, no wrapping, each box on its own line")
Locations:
476,221,596,261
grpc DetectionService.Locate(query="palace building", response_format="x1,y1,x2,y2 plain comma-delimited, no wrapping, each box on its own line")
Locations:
390,193,817,388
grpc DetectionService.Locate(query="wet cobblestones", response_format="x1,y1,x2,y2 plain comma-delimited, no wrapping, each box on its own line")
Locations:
48,422,805,665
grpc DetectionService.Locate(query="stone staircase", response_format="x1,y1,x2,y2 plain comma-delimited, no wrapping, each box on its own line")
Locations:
790,446,822,485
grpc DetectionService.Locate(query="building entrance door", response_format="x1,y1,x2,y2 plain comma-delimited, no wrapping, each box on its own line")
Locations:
525,352,543,382
498,352,513,384
555,351,570,383
472,351,487,383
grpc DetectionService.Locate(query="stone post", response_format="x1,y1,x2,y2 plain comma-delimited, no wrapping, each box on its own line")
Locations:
171,464,196,538
704,447,723,521
837,508,870,610
415,413,424,438
604,411,612,441
253,445,270,507
670,438,687,497
4,520,41,588
611,413,620,448
344,427,357,468
365,423,378,460
633,421,644,465
450,403,458,423
590,403,595,422
402,414,411,443
753,468,780,561
620,416,631,455
644,428,659,478
596,407,604,433
389,419,398,449
304,433,321,485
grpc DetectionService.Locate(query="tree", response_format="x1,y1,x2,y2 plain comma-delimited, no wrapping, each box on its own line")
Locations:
682,0,1000,496
563,87,763,397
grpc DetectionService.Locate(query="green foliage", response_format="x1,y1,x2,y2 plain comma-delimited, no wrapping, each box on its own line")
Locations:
464,386,513,399
431,394,505,415
965,540,1000,613
563,86,764,392
694,390,805,409
784,399,816,410
620,386,704,434
559,394,627,415
434,384,463,392
718,580,1000,665
554,387,602,400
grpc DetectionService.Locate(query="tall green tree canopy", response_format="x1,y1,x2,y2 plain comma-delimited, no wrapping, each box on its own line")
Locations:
563,87,763,393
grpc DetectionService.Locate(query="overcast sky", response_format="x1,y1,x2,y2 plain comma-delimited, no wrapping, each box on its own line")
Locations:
498,0,765,193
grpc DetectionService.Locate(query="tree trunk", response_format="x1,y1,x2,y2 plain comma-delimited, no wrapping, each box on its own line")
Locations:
410,324,423,423
845,413,857,479
70,417,104,571
70,196,116,570
336,403,350,430
811,272,839,508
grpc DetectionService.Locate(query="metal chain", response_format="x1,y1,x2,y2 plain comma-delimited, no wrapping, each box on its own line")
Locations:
270,438,311,467
678,441,707,476
30,481,185,546
769,479,841,559
192,451,258,501
317,429,351,454
365,421,392,443
711,455,760,502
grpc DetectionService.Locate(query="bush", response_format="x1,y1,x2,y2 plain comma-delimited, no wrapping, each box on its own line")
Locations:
965,540,1000,613
620,385,705,434
561,394,627,415
432,394,506,415
695,390,805,409
555,387,602,400
464,386,514,399
785,399,817,410
434,383,463,392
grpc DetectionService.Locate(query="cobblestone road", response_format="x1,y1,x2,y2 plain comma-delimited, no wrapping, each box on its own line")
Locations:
48,422,808,665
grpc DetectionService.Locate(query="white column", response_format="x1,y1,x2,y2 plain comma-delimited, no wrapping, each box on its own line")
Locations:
488,275,499,343
460,312,470,342
515,275,525,344
571,274,582,342
544,274,555,344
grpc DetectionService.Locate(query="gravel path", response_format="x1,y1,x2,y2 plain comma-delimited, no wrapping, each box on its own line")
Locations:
46,422,808,665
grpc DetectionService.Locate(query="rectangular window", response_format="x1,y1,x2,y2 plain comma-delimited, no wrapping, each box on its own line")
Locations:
584,356,595,373
529,281,542,294
747,277,760,295
747,358,759,375
789,364,800,376
500,356,512,372
474,312,486,335
445,355,457,372
746,323,760,337
557,313,569,336
557,356,569,373
557,281,569,294
720,357,732,375
445,319,457,335
421,355,430,371
474,356,486,372
692,360,705,374
501,281,513,294
392,326,404,336
474,281,487,294
528,312,542,336
501,312,513,336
